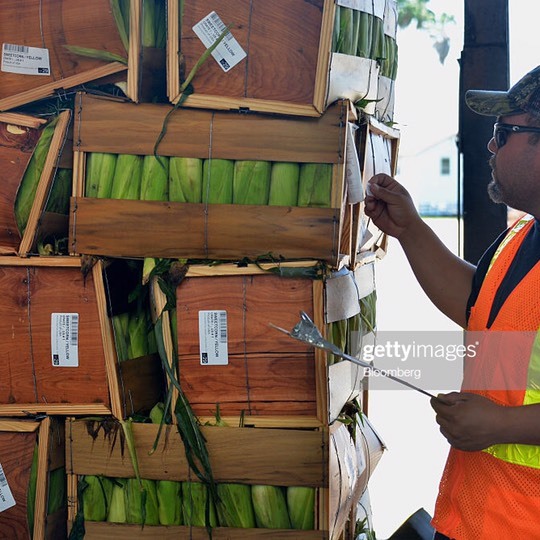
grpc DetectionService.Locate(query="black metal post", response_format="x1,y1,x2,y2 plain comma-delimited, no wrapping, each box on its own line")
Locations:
459,0,509,264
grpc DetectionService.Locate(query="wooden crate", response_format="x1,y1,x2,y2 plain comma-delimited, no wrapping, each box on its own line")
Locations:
0,417,66,540
0,257,164,419
167,0,331,116
69,93,355,267
0,110,72,256
65,416,377,539
175,261,378,426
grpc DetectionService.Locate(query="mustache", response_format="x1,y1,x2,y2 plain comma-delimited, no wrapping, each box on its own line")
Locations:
488,156,496,169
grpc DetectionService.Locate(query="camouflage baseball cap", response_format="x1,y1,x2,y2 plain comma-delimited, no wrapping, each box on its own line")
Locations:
466,65,540,116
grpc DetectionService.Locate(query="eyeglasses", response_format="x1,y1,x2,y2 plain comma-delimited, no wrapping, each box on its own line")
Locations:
493,123,540,148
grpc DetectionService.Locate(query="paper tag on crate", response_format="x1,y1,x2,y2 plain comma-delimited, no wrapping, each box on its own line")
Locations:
192,12,246,73
336,0,372,12
51,313,79,367
1,43,50,76
346,122,364,204
199,310,228,365
0,463,16,513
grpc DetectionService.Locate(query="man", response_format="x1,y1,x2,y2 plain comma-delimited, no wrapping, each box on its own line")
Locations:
364,65,540,538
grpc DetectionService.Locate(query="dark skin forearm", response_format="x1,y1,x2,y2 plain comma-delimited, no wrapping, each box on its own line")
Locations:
431,392,540,451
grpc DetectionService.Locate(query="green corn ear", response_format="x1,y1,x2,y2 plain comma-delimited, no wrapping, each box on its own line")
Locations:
47,467,66,516
328,318,348,365
149,401,165,424
125,478,159,525
110,154,143,200
110,0,130,52
107,479,127,523
286,486,315,530
153,0,167,49
112,313,130,362
339,7,354,55
232,160,271,205
182,481,217,527
140,155,169,201
370,16,384,60
216,483,256,528
251,485,291,529
297,163,333,207
82,475,113,522
352,9,361,57
15,116,58,235
157,480,183,525
127,310,149,359
357,11,373,58
268,162,300,206
45,168,72,215
27,443,38,534
202,159,234,204
169,157,203,203
85,152,117,199
142,0,157,47
332,4,341,52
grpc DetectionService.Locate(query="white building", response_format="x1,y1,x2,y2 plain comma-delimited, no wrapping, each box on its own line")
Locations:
396,134,460,216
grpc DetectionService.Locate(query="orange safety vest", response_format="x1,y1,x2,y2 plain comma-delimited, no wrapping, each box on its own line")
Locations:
432,215,540,539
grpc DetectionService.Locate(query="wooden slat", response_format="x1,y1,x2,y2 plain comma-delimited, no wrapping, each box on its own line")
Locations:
185,260,321,278
75,93,346,163
0,404,111,416
33,417,51,540
0,64,127,112
126,0,141,102
149,278,178,423
0,419,40,432
0,113,47,129
67,421,327,487
92,260,123,419
166,0,180,102
83,522,328,539
70,198,339,262
19,109,72,256
0,255,81,267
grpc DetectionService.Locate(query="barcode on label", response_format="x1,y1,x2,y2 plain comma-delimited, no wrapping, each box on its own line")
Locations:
4,43,29,53
0,464,7,488
70,314,79,346
219,312,227,342
209,12,226,32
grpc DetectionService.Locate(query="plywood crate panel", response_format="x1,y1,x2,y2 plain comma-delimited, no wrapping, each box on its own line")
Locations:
66,417,370,539
0,0,128,111
0,417,66,540
69,93,355,266
0,257,163,419
176,267,326,419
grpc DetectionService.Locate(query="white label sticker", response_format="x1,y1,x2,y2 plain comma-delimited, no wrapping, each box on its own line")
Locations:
192,12,246,72
51,313,79,367
0,463,16,513
1,43,50,76
199,310,228,365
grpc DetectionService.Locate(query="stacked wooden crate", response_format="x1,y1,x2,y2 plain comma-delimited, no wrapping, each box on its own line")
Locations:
0,0,398,538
